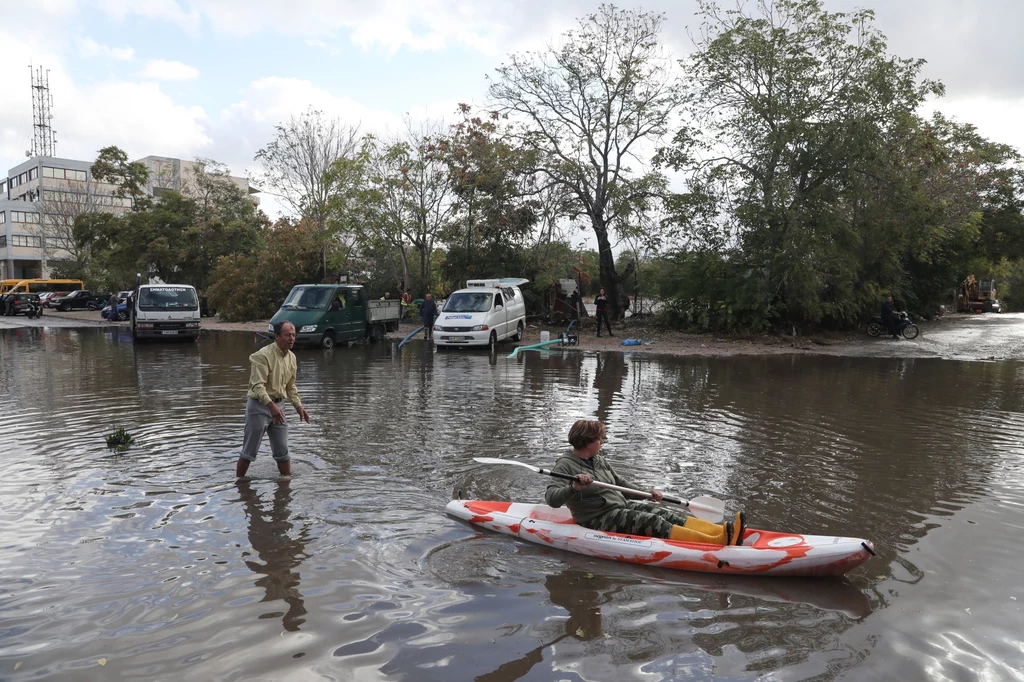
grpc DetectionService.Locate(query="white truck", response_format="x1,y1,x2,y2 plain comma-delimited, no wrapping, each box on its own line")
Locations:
130,279,202,342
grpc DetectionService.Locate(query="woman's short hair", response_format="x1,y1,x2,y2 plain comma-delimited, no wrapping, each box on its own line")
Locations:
568,420,606,449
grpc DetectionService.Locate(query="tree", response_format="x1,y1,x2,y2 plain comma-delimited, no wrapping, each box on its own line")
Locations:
659,0,943,325
489,5,680,319
90,146,152,211
254,108,360,280
206,218,321,321
39,183,94,278
436,105,540,287
368,120,457,295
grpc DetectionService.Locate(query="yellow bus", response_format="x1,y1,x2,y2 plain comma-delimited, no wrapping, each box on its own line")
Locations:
0,279,85,294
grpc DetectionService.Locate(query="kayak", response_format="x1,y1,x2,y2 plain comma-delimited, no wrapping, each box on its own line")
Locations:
446,500,875,577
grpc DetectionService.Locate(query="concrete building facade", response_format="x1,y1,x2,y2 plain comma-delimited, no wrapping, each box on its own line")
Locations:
1,154,258,281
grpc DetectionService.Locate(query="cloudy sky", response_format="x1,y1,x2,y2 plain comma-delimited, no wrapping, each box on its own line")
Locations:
1,0,1022,217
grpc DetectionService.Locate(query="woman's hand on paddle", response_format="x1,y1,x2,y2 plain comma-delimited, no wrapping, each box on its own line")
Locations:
650,488,664,502
571,473,593,491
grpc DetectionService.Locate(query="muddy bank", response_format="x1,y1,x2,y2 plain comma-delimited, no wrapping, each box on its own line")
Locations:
3,308,1020,362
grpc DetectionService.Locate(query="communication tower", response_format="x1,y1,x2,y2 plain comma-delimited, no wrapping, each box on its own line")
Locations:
29,64,57,158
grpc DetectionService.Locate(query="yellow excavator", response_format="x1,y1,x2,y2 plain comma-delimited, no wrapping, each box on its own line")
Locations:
958,275,1000,313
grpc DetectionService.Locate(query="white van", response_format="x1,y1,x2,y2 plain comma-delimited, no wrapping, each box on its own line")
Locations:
433,278,528,350
130,282,201,342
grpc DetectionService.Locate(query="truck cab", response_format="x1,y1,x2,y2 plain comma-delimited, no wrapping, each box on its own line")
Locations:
269,284,401,349
433,278,529,350
131,284,201,341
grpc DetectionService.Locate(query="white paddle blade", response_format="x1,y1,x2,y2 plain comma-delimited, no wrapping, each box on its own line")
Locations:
472,457,541,473
688,495,726,523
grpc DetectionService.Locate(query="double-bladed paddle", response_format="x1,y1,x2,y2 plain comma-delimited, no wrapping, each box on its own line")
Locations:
472,457,726,523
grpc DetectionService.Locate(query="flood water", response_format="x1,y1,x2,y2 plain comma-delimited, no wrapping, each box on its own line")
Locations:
1,327,1022,681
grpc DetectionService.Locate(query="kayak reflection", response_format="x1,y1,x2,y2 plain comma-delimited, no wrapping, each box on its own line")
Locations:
236,478,310,632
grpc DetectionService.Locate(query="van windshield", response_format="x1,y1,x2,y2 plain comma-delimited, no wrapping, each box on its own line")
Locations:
282,286,334,311
138,287,198,311
443,292,493,313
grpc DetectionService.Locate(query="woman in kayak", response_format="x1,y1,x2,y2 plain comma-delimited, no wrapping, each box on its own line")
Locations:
545,420,744,545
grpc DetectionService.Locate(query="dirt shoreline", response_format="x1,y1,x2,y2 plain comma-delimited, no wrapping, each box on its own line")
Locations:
2,308,1021,362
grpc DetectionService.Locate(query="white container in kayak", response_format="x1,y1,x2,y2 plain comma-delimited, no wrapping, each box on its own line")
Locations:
446,500,875,577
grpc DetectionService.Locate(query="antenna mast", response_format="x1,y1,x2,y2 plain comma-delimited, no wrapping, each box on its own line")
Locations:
29,64,57,157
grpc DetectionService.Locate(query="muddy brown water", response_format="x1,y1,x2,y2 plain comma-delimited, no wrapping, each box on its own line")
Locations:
1,328,1022,681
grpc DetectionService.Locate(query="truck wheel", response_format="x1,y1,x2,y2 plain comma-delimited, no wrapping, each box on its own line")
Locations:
512,321,524,342
370,324,384,342
118,310,129,321
321,331,336,349
488,331,498,352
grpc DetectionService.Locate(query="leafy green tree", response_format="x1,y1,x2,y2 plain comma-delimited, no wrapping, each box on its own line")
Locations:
90,146,152,211
206,218,321,321
660,0,943,326
489,5,679,319
436,105,539,287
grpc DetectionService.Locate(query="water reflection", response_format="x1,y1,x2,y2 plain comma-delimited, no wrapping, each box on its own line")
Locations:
2,329,1023,680
236,479,308,632
475,567,615,682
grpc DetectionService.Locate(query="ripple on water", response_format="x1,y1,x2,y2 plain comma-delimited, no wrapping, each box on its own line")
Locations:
0,332,1022,679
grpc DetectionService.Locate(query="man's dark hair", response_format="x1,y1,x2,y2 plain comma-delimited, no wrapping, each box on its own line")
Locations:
273,321,295,337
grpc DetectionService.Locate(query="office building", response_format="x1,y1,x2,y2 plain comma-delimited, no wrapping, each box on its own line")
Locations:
1,154,258,281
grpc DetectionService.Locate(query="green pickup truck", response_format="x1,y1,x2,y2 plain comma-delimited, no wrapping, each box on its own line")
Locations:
268,284,402,349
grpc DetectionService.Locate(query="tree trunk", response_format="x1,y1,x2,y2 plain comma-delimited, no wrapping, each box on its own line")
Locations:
594,224,619,319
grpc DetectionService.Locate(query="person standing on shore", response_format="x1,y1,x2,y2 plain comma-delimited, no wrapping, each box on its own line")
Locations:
236,321,310,478
594,288,613,337
420,293,438,339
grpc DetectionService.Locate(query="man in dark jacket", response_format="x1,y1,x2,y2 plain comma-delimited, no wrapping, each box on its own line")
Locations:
420,293,438,339
881,295,901,339
594,288,613,337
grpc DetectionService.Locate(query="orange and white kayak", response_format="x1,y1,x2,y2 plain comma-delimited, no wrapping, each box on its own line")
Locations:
447,500,875,577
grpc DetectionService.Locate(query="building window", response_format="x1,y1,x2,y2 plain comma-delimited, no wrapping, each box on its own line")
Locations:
10,176,19,189
42,167,87,182
11,235,41,248
0,179,6,194
11,211,40,224
0,236,5,247
29,168,38,181
19,172,28,184
0,212,5,224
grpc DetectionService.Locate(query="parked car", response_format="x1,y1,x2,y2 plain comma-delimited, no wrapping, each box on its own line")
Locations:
1,292,43,317
51,289,95,311
42,291,71,308
984,299,1002,313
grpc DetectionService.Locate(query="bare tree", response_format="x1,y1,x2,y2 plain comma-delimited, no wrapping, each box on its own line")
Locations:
254,108,361,280
489,5,680,319
38,182,97,273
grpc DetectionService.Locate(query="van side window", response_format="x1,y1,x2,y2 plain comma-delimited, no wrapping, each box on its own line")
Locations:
350,289,363,307
502,287,515,302
494,293,503,308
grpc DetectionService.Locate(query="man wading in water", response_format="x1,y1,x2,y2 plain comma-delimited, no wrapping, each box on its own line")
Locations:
236,321,310,478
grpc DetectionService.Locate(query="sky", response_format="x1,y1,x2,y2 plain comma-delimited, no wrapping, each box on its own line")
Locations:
1,0,1022,222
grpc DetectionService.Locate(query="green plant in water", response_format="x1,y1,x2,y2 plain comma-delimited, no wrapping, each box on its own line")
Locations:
105,428,135,449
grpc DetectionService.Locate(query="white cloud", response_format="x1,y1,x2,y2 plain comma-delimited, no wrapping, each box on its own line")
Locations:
92,0,201,35
141,59,199,81
76,36,135,61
